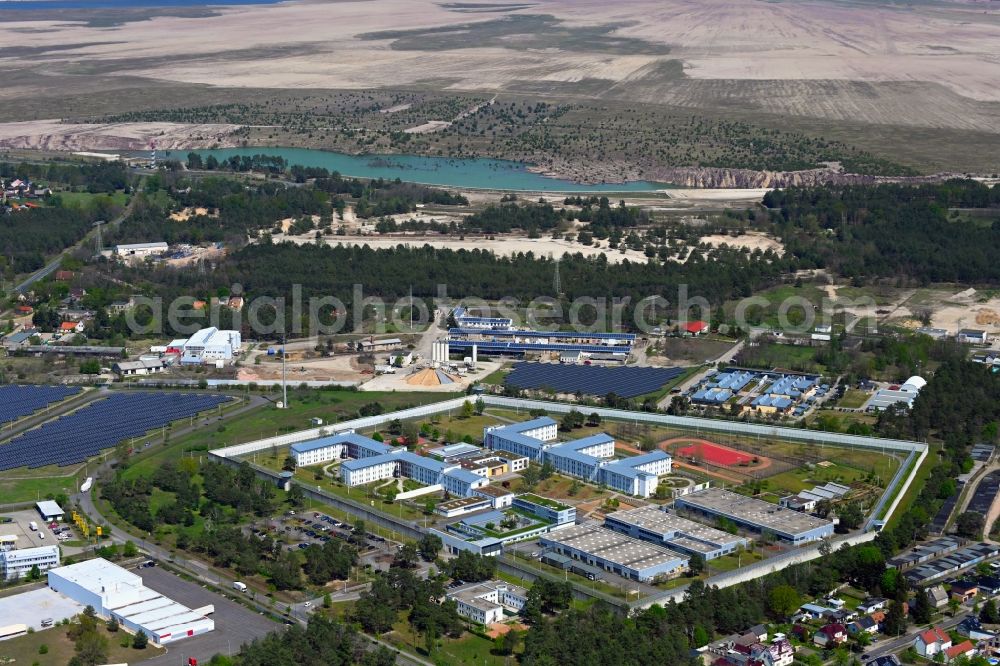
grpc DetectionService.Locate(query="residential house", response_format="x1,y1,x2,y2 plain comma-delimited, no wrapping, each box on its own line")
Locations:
943,641,976,663
950,581,978,603
794,603,831,622
857,598,888,614
59,321,85,335
915,626,952,658
847,616,879,636
684,321,710,336
813,624,847,647
824,608,858,625
957,617,994,641
755,639,794,666
108,297,136,315
927,585,949,609
746,625,768,643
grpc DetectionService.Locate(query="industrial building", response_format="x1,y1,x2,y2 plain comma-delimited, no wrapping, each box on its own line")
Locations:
868,376,926,411
445,307,634,358
603,505,749,560
0,545,60,581
47,559,214,644
539,523,689,582
675,488,835,544
178,327,242,365
36,500,64,521
446,580,528,625
450,307,513,331
484,419,671,497
114,242,168,258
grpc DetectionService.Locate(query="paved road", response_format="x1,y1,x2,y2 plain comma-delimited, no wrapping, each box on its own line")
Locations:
865,611,970,659
13,199,136,294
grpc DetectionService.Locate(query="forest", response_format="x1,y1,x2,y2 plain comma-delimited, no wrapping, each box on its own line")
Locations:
765,180,1000,284
112,239,790,338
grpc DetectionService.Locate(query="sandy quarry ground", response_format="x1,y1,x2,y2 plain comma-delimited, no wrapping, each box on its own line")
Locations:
0,0,996,134
360,361,502,392
169,206,211,222
0,120,239,151
698,232,784,255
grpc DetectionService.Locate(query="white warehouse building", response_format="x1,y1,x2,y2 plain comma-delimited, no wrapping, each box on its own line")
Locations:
179,327,242,365
47,559,214,644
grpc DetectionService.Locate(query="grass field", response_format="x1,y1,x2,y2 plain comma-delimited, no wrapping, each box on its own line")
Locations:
0,472,80,504
123,388,454,480
837,389,871,409
0,623,164,666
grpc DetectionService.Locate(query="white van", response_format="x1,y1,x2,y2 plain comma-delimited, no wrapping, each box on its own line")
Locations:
233,581,248,592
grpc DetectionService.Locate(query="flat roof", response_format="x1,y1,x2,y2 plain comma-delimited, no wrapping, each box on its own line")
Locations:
48,557,142,594
541,524,688,572
36,500,63,516
473,485,514,498
606,505,745,548
290,432,395,455
438,497,491,510
677,488,833,536
427,443,482,458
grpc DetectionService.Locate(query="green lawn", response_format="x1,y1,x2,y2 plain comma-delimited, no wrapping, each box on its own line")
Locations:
54,190,129,208
885,445,940,530
386,613,511,666
0,622,163,666
124,388,454,480
0,473,80,504
837,389,871,409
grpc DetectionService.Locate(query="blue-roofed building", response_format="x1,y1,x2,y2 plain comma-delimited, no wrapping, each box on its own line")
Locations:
691,387,732,404
442,467,490,497
340,453,399,486
484,417,558,460
451,307,513,331
290,431,396,466
713,370,755,392
395,451,448,486
599,450,672,496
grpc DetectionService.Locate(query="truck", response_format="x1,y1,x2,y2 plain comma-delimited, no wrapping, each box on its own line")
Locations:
80,477,93,493
28,521,38,531
233,581,247,593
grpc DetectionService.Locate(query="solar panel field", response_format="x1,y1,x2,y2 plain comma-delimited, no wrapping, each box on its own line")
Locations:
0,385,81,426
0,392,231,471
504,363,685,399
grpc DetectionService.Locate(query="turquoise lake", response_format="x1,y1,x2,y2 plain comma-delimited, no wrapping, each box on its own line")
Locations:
178,147,665,192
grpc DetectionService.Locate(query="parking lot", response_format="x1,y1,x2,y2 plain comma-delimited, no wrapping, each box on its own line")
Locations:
0,509,86,555
0,588,83,631
136,566,280,666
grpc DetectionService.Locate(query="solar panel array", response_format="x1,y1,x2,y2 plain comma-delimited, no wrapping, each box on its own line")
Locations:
0,392,231,471
0,385,81,425
504,362,685,399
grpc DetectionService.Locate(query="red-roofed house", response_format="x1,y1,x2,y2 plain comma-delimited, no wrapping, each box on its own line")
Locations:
915,626,952,658
944,641,975,663
59,321,84,334
684,320,710,336
813,624,847,647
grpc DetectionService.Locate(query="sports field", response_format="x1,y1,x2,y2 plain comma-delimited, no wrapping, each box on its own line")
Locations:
675,440,755,466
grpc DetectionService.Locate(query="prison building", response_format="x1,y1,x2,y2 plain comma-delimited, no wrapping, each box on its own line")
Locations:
603,504,748,560
512,494,576,526
675,488,835,544
446,580,528,625
483,416,558,460
441,467,490,497
539,523,689,582
290,431,396,466
598,450,672,497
